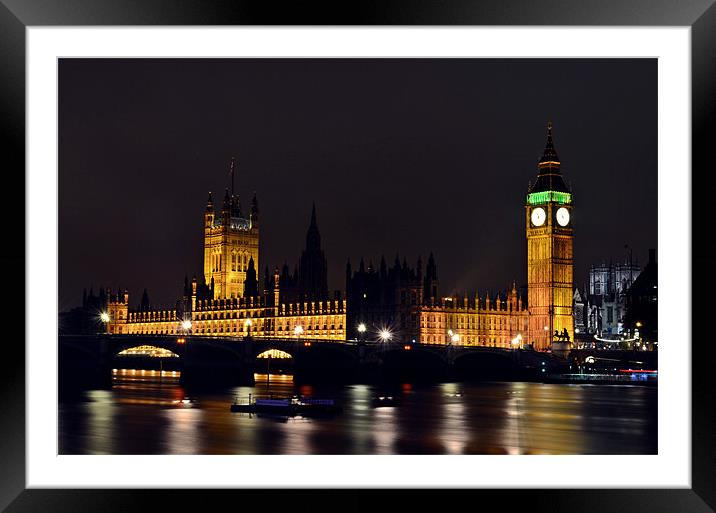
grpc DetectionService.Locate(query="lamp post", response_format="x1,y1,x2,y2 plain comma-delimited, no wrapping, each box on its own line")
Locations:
244,318,252,339
357,323,367,342
100,312,110,334
635,321,643,350
511,333,522,350
379,329,392,342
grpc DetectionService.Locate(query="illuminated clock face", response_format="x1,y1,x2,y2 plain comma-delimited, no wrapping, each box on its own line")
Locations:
556,207,570,226
531,207,546,227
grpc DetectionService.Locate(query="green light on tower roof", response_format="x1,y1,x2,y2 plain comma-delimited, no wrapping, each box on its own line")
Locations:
527,191,572,205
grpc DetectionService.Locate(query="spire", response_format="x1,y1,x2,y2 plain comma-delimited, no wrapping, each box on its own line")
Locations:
539,120,560,166
529,120,570,195
206,191,213,211
245,257,258,297
140,288,150,311
310,202,317,229
305,202,321,250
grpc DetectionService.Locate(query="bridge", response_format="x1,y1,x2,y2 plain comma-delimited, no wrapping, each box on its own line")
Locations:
59,334,565,389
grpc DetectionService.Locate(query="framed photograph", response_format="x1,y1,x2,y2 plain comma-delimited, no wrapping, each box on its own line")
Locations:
2,0,714,511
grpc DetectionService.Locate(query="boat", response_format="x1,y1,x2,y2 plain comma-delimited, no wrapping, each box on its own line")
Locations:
372,395,400,407
230,396,342,416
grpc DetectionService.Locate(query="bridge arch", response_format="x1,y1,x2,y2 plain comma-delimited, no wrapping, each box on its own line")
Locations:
256,348,293,359
452,350,518,380
116,345,180,358
379,346,448,381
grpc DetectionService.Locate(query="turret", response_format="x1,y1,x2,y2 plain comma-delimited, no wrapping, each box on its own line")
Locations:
245,257,259,297
509,281,518,311
273,266,281,306
205,192,214,228
222,188,231,226
140,288,150,311
423,252,438,301
106,288,129,334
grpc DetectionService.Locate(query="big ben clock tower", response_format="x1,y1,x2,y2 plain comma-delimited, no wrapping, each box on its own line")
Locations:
526,122,574,352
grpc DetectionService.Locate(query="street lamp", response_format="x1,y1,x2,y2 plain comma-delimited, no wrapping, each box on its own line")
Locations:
181,319,192,332
99,312,110,335
379,329,392,342
451,333,460,344
357,323,366,342
244,318,252,338
294,325,304,337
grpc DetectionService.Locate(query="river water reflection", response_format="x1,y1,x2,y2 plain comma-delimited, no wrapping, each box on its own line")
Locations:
59,369,657,455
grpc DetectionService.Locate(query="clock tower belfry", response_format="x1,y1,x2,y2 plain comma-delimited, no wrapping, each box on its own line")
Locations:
526,122,574,351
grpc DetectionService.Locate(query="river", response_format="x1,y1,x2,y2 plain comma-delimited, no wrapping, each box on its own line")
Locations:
59,369,657,455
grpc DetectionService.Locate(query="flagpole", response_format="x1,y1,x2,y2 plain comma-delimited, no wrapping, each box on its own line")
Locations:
230,156,236,198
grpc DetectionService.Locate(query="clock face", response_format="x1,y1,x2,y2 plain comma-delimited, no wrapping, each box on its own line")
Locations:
556,207,570,226
531,207,546,227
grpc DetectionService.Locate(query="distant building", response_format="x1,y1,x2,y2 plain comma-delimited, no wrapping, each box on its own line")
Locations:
58,287,108,335
298,204,329,300
624,249,657,346
345,254,425,342
575,255,642,339
346,252,529,347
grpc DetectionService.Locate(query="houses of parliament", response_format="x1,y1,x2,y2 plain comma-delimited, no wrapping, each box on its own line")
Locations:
92,124,574,351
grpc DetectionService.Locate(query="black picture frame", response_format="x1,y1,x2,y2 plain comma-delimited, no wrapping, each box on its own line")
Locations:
2,1,713,511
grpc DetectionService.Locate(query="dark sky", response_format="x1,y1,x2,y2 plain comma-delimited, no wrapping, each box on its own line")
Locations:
58,58,657,311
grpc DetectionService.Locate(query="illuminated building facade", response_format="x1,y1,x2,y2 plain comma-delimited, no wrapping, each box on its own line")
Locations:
103,124,573,351
203,158,260,300
525,122,574,350
419,286,529,347
112,293,346,340
345,254,529,348
106,160,346,340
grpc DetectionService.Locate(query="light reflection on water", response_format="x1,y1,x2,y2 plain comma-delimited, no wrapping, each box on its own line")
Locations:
59,370,657,455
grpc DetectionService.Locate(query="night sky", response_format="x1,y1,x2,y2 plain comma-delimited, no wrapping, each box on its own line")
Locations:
58,58,657,311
